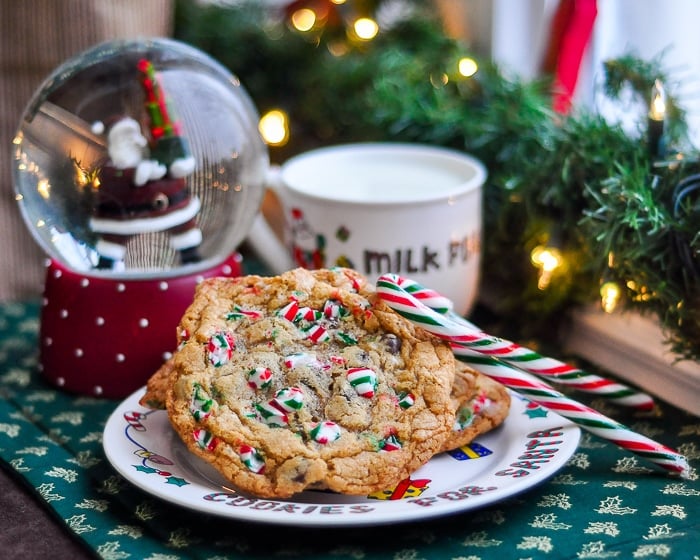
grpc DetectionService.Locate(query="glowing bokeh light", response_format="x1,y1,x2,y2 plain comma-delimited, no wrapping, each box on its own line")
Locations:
353,18,379,40
458,57,478,77
258,109,290,146
291,9,316,32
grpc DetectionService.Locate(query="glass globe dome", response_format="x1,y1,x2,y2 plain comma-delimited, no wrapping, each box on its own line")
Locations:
13,37,268,278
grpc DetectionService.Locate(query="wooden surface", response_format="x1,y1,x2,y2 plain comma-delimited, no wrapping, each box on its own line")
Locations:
0,466,95,559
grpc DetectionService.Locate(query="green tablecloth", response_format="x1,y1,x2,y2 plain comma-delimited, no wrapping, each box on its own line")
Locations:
1,300,698,559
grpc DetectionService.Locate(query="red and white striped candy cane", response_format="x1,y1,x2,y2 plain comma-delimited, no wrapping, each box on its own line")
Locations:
381,275,655,410
375,274,689,478
451,345,689,477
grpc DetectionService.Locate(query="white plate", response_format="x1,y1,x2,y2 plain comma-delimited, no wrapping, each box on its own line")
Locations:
103,387,580,527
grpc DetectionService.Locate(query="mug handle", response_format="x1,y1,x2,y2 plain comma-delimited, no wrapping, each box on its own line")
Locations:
245,165,295,274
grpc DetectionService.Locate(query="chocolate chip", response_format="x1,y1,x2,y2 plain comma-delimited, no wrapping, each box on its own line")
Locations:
292,462,309,483
382,334,402,354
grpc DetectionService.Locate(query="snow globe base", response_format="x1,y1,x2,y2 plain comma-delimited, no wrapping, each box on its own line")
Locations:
39,253,243,398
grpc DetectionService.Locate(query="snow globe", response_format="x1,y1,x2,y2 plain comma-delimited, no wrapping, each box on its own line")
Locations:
13,38,269,397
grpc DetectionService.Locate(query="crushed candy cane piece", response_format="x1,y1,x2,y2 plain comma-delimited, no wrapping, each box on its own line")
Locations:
190,383,214,421
274,387,304,411
296,306,322,322
335,331,358,345
284,352,323,369
239,444,265,473
247,367,273,390
193,428,218,451
226,304,263,321
347,367,378,398
277,300,300,322
303,324,330,343
207,331,234,367
310,421,341,444
323,299,348,319
255,401,289,426
380,432,402,452
397,392,415,409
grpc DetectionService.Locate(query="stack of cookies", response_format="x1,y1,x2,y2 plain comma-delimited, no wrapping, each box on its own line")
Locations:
140,268,510,498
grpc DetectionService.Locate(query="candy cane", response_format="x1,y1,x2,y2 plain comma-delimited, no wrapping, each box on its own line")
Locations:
375,274,689,478
380,275,655,410
453,344,689,477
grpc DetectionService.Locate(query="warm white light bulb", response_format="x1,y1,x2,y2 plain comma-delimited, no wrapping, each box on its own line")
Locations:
531,245,563,290
531,245,562,273
458,57,478,77
649,79,666,121
353,18,379,40
600,281,621,313
258,109,289,146
291,9,316,32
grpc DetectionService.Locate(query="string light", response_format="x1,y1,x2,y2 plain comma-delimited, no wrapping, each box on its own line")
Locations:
352,17,379,41
258,109,290,146
291,8,316,32
627,280,654,302
530,244,563,290
288,3,379,47
599,251,622,313
648,79,666,158
458,57,478,77
649,79,666,121
600,281,621,313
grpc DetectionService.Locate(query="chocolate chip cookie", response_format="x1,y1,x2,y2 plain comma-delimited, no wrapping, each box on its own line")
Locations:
440,361,511,452
164,268,456,498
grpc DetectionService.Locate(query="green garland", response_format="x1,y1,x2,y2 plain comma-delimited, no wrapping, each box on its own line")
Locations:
174,0,699,361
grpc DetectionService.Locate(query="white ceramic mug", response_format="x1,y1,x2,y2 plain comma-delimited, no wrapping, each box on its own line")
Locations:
248,143,486,315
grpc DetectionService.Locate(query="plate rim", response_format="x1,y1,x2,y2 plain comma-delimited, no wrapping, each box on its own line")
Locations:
103,387,581,527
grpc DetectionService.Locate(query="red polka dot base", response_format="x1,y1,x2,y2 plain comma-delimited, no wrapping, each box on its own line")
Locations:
39,254,242,398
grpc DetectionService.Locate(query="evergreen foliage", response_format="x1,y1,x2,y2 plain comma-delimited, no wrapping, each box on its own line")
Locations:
174,0,698,360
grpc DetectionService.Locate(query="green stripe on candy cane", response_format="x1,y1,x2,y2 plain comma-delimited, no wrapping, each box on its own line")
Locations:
375,274,690,478
378,274,655,409
459,344,690,476
452,346,688,473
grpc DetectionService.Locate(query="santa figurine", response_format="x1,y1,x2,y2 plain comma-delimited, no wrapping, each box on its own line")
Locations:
288,207,326,269
89,58,201,270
